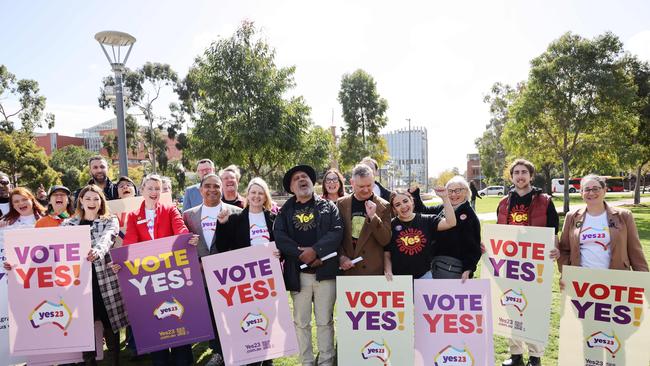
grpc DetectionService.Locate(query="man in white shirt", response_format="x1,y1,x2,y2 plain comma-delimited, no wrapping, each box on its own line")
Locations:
182,173,241,366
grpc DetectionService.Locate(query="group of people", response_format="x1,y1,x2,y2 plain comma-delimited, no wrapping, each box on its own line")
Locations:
0,154,647,366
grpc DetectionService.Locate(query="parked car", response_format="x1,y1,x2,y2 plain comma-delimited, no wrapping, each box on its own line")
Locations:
478,185,505,196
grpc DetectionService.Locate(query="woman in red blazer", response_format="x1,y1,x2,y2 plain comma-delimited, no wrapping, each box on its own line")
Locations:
119,174,198,366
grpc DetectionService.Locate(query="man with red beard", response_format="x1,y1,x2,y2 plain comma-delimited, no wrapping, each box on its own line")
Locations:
496,159,559,366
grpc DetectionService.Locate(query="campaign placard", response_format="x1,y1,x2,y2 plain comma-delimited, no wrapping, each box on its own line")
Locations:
414,279,494,366
5,226,94,356
336,275,414,366
202,243,298,365
107,192,172,246
480,224,555,345
558,266,650,366
110,234,213,354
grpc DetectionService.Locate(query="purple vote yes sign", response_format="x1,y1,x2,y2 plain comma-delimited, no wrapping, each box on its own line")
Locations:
110,234,214,354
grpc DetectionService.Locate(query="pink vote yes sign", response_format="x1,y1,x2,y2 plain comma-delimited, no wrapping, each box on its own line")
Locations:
5,226,94,356
202,243,298,366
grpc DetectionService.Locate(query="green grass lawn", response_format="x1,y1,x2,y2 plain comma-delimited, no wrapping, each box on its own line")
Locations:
468,192,650,214
99,205,650,365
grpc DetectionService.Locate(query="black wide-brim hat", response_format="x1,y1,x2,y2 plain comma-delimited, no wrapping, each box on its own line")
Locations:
283,165,316,194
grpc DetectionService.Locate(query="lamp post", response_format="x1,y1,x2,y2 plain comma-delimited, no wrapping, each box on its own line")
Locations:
406,118,412,186
94,31,136,177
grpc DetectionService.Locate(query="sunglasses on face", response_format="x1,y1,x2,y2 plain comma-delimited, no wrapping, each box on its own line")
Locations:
0,180,9,186
583,187,603,193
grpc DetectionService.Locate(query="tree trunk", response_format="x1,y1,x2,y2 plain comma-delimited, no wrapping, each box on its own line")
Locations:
634,164,642,205
562,158,570,213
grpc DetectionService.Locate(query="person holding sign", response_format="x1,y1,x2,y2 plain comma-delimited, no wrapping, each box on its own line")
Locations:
496,159,559,366
383,187,456,280
338,164,392,275
558,174,648,274
0,187,44,231
183,173,241,366
118,174,199,366
35,185,75,228
274,164,343,366
229,177,278,251
63,184,128,364
410,176,482,280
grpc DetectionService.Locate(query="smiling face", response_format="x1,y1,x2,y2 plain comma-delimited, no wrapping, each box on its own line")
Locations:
11,194,33,216
81,191,101,217
247,184,266,210
89,159,108,183
0,177,10,198
391,193,414,220
352,175,374,201
510,164,532,190
49,191,69,214
290,171,314,199
200,176,222,207
117,181,136,198
447,183,467,206
324,173,341,195
581,178,605,206
142,179,162,206
196,162,214,180
221,171,239,195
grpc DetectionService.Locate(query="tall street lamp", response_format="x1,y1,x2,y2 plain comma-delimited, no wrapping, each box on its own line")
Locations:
94,30,136,177
406,118,412,186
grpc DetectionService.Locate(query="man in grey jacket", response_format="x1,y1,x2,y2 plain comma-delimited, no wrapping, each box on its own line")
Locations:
274,164,343,366
182,158,215,211
183,173,241,366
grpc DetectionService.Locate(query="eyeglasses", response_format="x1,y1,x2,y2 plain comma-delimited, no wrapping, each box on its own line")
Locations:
583,187,603,193
0,180,9,186
325,178,339,183
448,188,466,195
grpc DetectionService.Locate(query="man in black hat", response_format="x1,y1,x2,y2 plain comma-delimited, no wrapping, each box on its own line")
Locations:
274,164,343,366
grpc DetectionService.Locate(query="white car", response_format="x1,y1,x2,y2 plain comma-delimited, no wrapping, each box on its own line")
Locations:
478,185,505,196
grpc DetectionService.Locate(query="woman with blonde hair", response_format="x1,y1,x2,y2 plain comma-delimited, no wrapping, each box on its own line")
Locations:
118,174,198,365
410,176,482,280
227,177,278,252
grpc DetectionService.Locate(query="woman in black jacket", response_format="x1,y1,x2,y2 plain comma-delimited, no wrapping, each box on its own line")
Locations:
227,177,277,366
411,176,482,281
229,177,276,250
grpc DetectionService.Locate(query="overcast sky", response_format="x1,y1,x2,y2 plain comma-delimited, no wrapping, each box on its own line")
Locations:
3,0,650,175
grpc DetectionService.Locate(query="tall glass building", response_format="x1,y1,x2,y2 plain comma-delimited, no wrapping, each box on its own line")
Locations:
381,126,428,189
